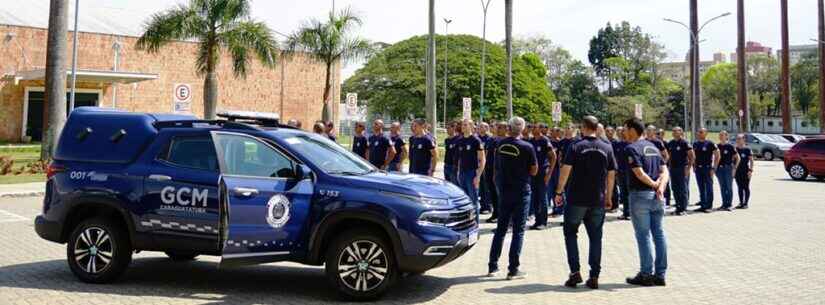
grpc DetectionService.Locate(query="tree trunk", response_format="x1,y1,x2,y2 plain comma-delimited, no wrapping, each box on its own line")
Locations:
321,61,332,123
41,0,69,161
204,71,218,119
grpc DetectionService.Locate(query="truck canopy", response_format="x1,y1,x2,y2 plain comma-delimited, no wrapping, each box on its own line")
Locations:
54,107,196,163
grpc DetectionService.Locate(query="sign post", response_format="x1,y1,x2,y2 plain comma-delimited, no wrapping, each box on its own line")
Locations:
173,83,192,114
346,93,358,116
552,102,562,123
462,97,472,120
634,103,644,119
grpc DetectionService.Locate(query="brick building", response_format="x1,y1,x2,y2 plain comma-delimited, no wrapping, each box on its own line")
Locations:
0,11,338,142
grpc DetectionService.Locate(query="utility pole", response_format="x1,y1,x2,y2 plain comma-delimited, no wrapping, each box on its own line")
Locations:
426,0,437,133
819,0,825,133
737,0,749,133
690,0,701,141
780,0,792,134
443,18,452,126
69,0,79,111
42,0,69,160
504,0,513,118
480,0,492,122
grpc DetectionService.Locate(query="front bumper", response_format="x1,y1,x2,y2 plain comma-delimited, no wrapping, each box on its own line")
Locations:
35,215,63,243
397,227,478,273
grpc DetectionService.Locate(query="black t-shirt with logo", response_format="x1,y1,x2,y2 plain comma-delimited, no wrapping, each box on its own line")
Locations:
367,134,393,167
626,139,666,191
693,140,717,167
530,136,554,168
390,135,405,163
444,135,460,167
483,135,498,170
457,135,484,171
736,147,752,175
718,143,737,166
562,136,617,207
667,139,692,167
408,135,436,174
650,138,666,152
352,135,367,158
495,137,537,192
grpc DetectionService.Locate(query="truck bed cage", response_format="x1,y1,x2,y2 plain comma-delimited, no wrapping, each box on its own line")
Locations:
153,119,298,131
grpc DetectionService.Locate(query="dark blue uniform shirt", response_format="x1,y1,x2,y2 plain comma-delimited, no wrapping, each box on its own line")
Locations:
626,139,666,191
562,136,617,207
718,143,736,166
390,135,405,163
444,135,460,167
736,147,752,175
693,140,717,167
409,135,436,174
352,135,367,158
611,140,629,172
367,134,393,167
495,137,537,192
484,135,498,171
530,136,554,168
457,135,483,171
666,139,692,167
327,133,337,142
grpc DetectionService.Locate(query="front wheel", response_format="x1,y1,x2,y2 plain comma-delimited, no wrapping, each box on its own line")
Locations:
788,163,809,181
67,218,132,283
325,229,397,301
763,150,775,161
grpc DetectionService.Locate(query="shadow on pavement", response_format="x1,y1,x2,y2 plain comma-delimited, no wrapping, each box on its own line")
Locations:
485,282,646,294
0,257,491,304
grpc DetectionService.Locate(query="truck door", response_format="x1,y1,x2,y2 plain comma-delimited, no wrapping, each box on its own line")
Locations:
212,132,313,266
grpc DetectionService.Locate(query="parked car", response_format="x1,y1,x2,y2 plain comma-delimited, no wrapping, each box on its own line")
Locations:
743,133,795,161
35,108,477,300
784,138,825,181
781,134,806,143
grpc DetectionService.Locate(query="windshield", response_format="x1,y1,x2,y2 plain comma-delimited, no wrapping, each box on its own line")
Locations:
756,134,791,143
278,133,375,175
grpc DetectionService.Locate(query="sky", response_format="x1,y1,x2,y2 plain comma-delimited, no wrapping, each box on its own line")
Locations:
89,0,821,79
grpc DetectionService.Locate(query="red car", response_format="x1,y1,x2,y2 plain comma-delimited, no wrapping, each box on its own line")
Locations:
784,138,825,181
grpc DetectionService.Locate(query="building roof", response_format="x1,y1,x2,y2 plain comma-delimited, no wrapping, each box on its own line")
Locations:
0,0,156,37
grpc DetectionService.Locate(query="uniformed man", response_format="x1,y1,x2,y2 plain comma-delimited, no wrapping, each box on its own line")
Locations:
529,123,556,230
408,119,438,176
554,116,616,290
352,122,368,159
522,123,533,140
457,119,486,211
548,127,564,217
715,130,740,211
693,128,720,213
478,122,495,215
488,116,537,280
312,122,325,135
606,126,620,212
325,121,337,142
614,127,631,220
444,122,461,184
623,118,669,287
666,127,695,216
552,126,577,217
487,121,510,223
365,120,397,170
388,122,407,172
734,134,754,209
646,126,670,206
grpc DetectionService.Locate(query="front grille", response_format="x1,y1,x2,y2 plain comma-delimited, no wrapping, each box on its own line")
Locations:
445,197,476,231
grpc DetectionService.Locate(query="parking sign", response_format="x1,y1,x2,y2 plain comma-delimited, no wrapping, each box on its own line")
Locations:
552,102,562,122
173,84,192,114
346,93,358,115
634,104,643,119
462,97,472,120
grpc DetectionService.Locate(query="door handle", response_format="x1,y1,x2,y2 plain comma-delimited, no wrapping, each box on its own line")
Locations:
148,174,172,181
233,187,259,197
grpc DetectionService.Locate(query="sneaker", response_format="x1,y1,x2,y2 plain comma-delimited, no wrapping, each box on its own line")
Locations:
722,207,733,212
530,225,547,231
736,205,748,210
692,208,709,213
485,217,498,224
480,209,491,215
549,213,560,218
487,267,500,277
506,271,526,280
585,277,599,289
671,211,685,216
564,272,583,288
739,205,749,209
653,277,666,286
618,215,631,221
626,273,654,286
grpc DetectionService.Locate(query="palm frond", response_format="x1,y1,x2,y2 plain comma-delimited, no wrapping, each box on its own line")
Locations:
135,4,205,52
221,21,279,78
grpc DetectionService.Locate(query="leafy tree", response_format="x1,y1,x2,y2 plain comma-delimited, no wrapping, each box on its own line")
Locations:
747,54,780,116
588,23,618,91
556,61,606,121
791,52,819,115
287,8,373,122
588,21,665,95
702,63,738,122
511,34,575,93
343,34,556,123
136,0,279,119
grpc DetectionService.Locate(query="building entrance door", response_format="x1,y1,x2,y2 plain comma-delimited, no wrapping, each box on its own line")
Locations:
25,91,99,142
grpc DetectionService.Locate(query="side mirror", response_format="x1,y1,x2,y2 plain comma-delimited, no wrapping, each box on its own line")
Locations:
295,164,312,180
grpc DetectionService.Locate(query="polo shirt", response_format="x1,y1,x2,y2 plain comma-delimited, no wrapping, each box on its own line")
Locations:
562,136,617,207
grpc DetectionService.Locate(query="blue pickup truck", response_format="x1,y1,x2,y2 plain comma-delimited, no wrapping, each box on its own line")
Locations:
35,107,477,300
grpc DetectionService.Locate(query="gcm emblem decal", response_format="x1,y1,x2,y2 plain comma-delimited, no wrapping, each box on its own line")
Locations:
266,194,291,229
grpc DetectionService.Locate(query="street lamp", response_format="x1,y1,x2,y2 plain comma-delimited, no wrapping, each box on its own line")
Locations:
443,18,452,126
663,11,730,141
69,0,80,111
479,0,492,122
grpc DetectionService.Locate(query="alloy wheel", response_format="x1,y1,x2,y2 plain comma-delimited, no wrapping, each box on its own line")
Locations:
73,227,114,274
337,240,388,292
790,164,806,179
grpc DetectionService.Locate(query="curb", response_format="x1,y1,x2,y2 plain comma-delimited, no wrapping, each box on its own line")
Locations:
0,191,45,198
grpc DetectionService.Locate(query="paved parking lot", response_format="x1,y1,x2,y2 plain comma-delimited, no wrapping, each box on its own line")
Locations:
1,161,823,305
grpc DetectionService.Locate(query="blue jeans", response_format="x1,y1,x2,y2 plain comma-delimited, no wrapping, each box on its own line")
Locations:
530,167,549,226
563,205,606,278
388,161,401,172
716,165,734,208
618,171,630,217
489,187,530,273
695,167,715,210
480,168,496,213
444,165,457,185
459,170,479,211
629,191,668,278
669,166,690,213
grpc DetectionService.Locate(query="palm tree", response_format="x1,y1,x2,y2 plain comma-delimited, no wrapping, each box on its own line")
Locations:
136,0,279,119
286,8,372,122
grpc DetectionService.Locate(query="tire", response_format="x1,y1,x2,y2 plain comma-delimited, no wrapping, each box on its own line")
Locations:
325,228,397,301
67,217,132,284
788,163,809,181
763,150,775,161
165,251,199,261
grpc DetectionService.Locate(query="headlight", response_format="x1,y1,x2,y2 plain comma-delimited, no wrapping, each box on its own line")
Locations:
384,192,450,206
417,210,453,226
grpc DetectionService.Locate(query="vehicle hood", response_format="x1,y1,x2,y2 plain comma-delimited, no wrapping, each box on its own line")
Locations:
336,171,466,199
773,142,794,150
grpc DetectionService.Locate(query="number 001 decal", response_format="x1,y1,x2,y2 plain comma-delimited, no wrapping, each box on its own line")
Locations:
266,194,291,229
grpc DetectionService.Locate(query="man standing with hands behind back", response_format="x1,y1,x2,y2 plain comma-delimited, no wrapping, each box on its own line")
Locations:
554,116,616,290
365,119,397,170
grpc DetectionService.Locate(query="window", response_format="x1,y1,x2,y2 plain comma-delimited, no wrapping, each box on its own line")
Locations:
801,121,808,127
215,133,295,178
813,141,825,152
162,137,219,171
280,133,374,175
768,121,774,127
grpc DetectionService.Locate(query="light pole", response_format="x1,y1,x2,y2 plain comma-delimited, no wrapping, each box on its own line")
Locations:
780,0,791,134
479,0,492,122
819,0,825,133
69,0,80,111
664,11,730,141
426,0,437,134
504,0,513,119
443,18,452,126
